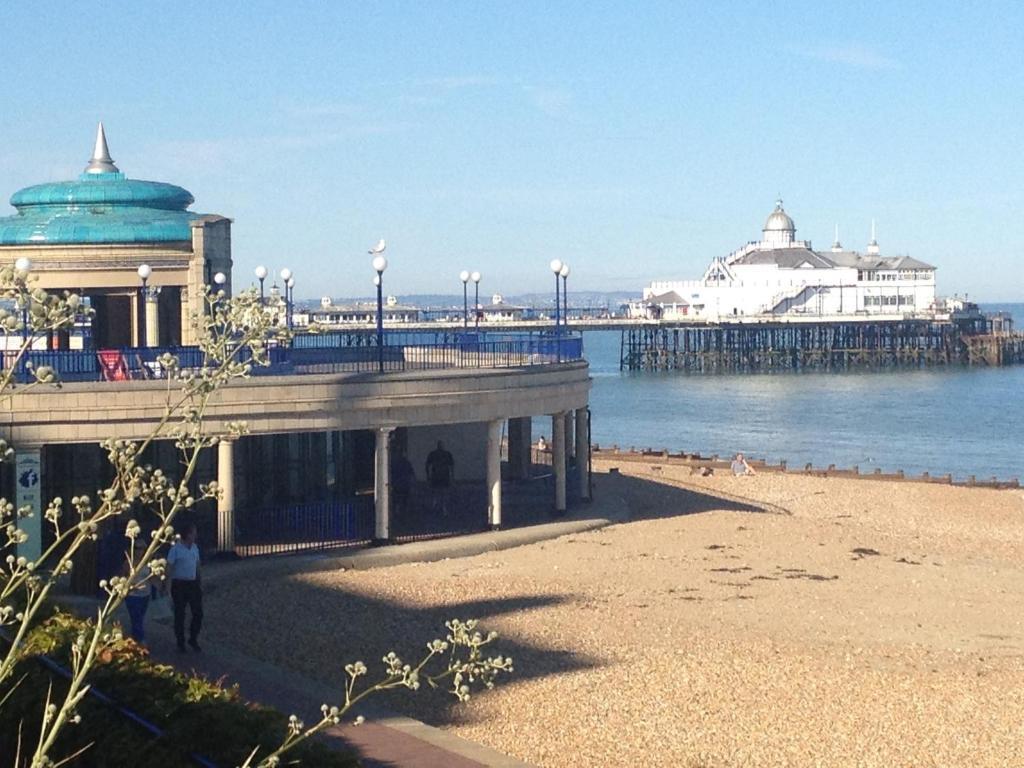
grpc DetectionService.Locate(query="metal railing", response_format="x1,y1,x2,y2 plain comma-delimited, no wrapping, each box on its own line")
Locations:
1,330,582,383
231,498,375,556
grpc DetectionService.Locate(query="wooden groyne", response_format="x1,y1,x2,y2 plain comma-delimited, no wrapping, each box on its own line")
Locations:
619,316,1024,372
591,445,1021,490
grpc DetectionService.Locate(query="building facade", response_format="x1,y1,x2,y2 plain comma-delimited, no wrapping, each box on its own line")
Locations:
635,200,936,320
2,127,592,584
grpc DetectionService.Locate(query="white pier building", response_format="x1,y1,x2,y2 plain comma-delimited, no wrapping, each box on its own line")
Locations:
636,200,936,321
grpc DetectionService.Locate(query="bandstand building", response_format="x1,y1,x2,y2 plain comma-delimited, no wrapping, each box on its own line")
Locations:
1,127,592,589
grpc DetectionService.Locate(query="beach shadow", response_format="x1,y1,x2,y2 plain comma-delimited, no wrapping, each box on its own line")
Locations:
601,471,771,521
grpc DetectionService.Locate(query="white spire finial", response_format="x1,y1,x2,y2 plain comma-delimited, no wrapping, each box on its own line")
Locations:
867,218,880,254
84,123,119,174
831,223,842,252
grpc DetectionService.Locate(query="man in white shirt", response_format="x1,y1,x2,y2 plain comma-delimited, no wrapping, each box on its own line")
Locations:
166,522,203,652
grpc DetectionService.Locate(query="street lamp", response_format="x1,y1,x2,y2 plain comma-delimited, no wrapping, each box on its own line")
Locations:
280,268,293,330
459,270,470,330
137,264,152,347
255,265,268,303
370,241,388,373
471,271,482,331
15,257,31,341
559,262,570,330
214,272,227,288
549,259,563,329
287,277,295,327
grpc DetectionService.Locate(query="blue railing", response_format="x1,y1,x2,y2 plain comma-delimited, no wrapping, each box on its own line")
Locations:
1,330,583,383
232,498,375,556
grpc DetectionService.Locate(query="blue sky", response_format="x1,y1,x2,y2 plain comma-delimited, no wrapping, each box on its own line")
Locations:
1,1,1022,300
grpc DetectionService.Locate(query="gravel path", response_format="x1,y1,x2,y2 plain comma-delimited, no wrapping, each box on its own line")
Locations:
204,462,1024,767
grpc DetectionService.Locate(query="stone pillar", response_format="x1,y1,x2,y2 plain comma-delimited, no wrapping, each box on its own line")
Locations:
486,419,503,529
217,437,235,552
374,428,393,543
145,289,160,348
506,416,532,480
14,446,43,563
575,407,591,501
552,413,567,516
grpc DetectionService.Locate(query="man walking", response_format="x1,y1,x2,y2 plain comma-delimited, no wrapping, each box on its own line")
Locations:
167,522,203,652
425,440,455,515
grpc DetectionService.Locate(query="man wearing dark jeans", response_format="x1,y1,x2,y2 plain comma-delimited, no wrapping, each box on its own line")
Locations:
166,522,203,652
425,440,455,515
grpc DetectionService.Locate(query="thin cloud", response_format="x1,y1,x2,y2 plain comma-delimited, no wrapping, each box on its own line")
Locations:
521,84,576,119
797,44,900,70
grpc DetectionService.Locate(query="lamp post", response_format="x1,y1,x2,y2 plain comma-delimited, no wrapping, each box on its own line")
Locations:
560,262,570,330
471,271,482,331
287,277,295,326
549,259,563,362
459,270,470,330
214,272,227,289
280,268,293,330
255,265,268,304
14,257,30,342
137,264,152,347
371,248,388,373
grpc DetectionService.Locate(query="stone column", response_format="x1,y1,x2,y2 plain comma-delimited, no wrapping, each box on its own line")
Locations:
217,437,235,552
506,416,532,480
575,407,591,501
552,413,567,516
145,288,160,347
374,428,393,544
14,446,43,563
486,419,503,529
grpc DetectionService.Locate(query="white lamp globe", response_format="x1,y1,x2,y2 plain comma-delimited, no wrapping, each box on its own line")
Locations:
255,265,268,280
287,278,295,288
280,267,292,282
14,257,31,272
550,259,563,274
372,255,388,273
137,264,152,280
560,263,570,278
373,275,381,287
471,271,481,283
214,272,227,285
460,270,470,283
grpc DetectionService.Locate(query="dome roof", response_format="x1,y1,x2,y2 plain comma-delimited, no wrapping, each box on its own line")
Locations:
0,125,206,246
763,199,795,233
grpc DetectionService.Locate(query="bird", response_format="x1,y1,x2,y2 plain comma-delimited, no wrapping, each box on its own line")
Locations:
368,239,386,255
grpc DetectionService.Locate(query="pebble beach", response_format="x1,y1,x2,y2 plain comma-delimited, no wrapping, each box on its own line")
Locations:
203,459,1024,767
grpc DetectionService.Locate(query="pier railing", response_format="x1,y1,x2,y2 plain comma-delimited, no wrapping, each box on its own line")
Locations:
1,330,584,383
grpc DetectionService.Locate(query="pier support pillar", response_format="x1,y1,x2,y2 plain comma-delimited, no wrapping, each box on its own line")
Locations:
486,419,503,529
216,437,235,552
373,427,393,544
575,407,591,502
552,412,567,516
506,417,532,480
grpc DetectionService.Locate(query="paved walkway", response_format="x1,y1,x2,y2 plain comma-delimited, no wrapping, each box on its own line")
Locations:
74,488,627,767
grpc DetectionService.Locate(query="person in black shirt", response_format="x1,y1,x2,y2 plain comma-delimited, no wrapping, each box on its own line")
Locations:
425,440,455,515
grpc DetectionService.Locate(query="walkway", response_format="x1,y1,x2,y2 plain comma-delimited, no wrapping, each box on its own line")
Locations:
133,499,626,767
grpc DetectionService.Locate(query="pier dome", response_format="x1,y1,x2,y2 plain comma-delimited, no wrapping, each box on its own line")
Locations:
762,199,796,247
0,124,204,245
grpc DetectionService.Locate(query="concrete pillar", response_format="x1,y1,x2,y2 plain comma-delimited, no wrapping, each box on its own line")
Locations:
374,428,393,543
486,419,503,529
575,408,591,501
14,446,43,563
552,413,567,515
506,416,532,480
564,411,575,465
145,289,160,347
216,438,235,552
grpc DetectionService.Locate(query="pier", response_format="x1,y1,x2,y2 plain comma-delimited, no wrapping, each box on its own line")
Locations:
618,316,1024,372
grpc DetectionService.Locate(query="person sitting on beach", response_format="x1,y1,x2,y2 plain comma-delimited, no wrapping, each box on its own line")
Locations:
731,453,755,476
536,435,548,452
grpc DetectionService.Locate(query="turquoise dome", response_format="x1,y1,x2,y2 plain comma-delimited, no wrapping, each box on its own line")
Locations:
0,126,209,245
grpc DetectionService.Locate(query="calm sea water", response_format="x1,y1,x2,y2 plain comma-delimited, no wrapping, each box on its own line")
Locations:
581,304,1024,481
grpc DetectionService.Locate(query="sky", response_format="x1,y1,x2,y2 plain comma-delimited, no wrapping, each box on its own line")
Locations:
0,1,1022,301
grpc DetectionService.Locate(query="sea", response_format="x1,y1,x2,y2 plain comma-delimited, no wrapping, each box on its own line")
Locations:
581,304,1024,482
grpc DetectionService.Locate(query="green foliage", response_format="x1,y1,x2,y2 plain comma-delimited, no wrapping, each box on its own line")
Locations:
1,613,358,767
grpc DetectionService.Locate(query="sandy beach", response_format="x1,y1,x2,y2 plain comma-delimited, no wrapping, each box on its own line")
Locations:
204,459,1024,767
